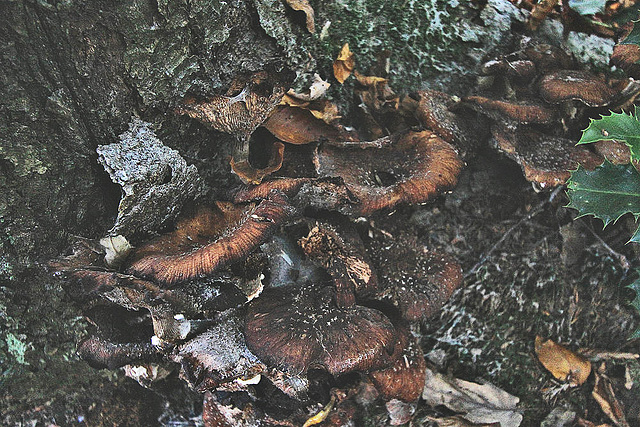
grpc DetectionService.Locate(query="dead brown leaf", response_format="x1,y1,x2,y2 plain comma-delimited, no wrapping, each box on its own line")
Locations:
535,336,592,386
333,43,355,84
285,0,315,33
354,70,388,87
592,371,630,427
422,367,522,426
263,106,352,144
285,74,330,103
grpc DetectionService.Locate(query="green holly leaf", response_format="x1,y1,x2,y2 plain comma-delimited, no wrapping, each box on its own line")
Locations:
568,0,606,15
621,20,640,46
578,111,640,161
566,161,640,239
626,270,640,339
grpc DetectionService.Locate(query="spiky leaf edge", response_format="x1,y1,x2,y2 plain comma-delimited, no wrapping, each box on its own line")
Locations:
566,161,640,243
577,111,640,161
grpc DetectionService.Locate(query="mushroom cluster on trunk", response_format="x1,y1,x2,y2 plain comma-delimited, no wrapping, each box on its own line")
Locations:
53,63,471,426
412,41,640,190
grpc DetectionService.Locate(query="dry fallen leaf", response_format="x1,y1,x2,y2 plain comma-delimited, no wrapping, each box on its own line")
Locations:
333,43,355,84
285,0,315,33
535,336,592,386
286,74,330,103
592,371,630,427
422,367,523,427
263,105,351,144
354,70,388,87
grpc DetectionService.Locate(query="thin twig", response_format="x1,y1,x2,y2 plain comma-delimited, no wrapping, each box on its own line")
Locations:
465,186,563,278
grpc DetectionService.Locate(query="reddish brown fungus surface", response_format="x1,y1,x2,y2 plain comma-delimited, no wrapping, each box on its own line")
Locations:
366,235,462,323
244,284,398,376
539,70,640,107
127,193,296,285
299,221,378,308
462,96,556,125
175,71,286,138
369,330,427,403
314,131,463,215
414,89,479,156
491,126,603,188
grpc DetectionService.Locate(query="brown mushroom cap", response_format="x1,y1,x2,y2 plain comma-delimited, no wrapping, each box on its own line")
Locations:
611,44,640,79
593,140,632,165
314,131,463,216
368,329,427,403
538,70,640,107
461,96,556,125
263,105,353,145
126,193,297,285
369,238,463,323
244,284,397,376
480,58,537,80
175,71,286,138
491,126,603,188
414,89,480,156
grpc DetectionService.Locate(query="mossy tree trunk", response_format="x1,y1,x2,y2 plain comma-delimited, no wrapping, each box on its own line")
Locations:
0,0,508,423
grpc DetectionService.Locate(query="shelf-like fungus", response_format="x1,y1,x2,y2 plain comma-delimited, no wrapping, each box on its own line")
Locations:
314,130,464,215
126,192,296,285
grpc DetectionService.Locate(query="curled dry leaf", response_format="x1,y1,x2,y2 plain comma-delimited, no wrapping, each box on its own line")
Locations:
285,74,330,103
422,367,523,427
264,105,349,144
534,336,592,386
333,43,355,84
285,0,315,34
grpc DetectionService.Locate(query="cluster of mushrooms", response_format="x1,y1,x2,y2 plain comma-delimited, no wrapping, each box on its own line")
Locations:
54,39,640,425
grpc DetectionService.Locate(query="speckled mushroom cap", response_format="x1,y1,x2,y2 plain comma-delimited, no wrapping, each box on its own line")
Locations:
365,235,463,324
490,125,603,189
314,130,464,216
244,283,398,376
126,192,297,285
413,89,480,157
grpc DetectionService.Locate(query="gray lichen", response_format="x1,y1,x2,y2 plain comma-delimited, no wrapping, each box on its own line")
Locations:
97,118,202,237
